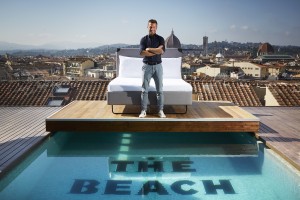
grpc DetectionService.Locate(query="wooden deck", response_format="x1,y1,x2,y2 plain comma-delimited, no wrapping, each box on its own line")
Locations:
0,107,61,176
0,104,299,178
244,107,300,171
45,101,259,133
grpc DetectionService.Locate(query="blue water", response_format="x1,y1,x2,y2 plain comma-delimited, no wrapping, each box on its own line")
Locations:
0,132,299,200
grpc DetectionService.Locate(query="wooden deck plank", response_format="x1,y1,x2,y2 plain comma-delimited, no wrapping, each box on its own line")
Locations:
0,123,45,159
0,107,58,136
244,107,300,171
1,113,47,141
0,134,46,171
0,107,61,175
0,107,53,138
0,128,46,166
46,101,259,133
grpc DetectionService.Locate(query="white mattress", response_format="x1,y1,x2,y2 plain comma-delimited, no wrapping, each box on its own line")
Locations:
108,77,192,92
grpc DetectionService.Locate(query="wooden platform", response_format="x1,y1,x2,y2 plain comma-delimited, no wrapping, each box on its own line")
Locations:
245,107,300,171
46,101,259,133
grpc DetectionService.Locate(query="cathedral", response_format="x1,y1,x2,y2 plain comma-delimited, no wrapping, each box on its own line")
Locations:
165,29,181,48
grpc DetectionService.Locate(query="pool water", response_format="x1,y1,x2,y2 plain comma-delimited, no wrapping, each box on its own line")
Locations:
0,132,299,200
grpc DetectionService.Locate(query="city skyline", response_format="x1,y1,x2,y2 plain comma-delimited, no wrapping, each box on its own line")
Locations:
1,0,300,49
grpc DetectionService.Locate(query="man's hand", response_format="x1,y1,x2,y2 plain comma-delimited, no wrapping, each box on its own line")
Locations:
146,45,164,55
140,45,164,57
140,50,156,57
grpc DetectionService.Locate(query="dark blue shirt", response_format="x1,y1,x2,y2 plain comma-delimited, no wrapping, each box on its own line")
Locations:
140,34,165,64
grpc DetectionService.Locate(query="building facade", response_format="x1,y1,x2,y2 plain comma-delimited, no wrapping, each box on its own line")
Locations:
223,61,268,79
64,58,94,78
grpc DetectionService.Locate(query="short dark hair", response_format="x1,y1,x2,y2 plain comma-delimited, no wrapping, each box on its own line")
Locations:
148,19,157,24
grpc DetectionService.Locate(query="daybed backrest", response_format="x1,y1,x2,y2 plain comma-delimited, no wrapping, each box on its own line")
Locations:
116,48,183,79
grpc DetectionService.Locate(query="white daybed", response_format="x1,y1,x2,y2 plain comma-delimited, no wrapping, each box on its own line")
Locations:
107,48,192,113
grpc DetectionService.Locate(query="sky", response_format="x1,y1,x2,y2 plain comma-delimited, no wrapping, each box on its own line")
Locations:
0,0,300,48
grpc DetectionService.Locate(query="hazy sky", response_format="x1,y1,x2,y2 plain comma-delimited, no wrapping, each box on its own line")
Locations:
1,0,300,46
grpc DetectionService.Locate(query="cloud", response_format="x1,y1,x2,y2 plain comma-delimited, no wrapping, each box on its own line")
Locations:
285,31,290,36
230,24,236,30
241,25,249,30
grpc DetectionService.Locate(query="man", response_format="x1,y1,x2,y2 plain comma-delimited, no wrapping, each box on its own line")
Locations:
139,19,166,118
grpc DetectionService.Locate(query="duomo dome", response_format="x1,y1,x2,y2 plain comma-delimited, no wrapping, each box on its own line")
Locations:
165,29,181,48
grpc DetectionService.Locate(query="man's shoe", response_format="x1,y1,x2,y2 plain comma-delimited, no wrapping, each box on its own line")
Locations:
158,110,166,118
139,110,147,118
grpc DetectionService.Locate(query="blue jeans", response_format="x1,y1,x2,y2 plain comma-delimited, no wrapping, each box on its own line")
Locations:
141,63,164,111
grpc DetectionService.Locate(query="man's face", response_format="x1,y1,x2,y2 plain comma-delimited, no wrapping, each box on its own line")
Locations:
148,22,157,35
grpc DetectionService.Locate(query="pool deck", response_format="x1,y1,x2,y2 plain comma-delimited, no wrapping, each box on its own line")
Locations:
0,107,61,176
0,102,300,177
244,107,300,171
45,101,259,133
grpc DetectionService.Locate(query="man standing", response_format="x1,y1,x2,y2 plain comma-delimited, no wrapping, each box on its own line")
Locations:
139,19,166,118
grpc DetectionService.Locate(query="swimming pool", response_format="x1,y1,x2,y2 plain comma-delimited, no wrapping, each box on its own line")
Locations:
0,132,299,200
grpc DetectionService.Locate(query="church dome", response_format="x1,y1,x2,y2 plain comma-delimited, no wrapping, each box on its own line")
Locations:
165,29,181,48
257,42,274,56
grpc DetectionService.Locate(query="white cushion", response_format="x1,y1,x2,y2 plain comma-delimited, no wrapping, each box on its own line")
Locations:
118,56,182,79
118,56,143,78
162,57,182,79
